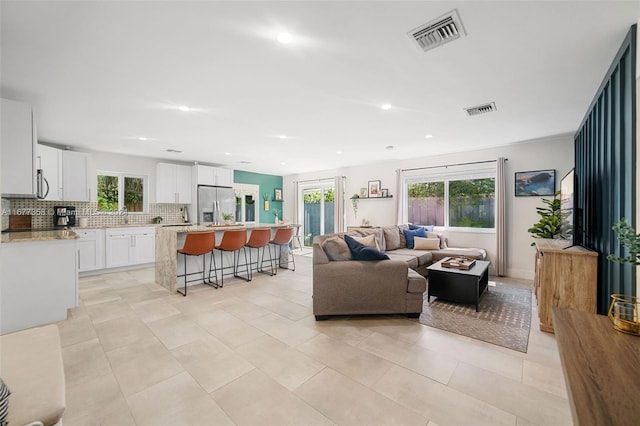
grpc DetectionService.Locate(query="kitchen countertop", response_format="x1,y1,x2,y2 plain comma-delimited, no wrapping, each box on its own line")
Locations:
156,223,289,233
1,229,79,244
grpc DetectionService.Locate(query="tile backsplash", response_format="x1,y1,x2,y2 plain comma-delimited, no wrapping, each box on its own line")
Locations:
4,199,185,229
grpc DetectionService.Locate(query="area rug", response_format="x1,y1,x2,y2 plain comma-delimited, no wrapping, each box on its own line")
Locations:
413,283,532,353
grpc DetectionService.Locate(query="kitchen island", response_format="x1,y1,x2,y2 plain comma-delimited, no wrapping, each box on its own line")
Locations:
1,229,79,334
155,223,291,292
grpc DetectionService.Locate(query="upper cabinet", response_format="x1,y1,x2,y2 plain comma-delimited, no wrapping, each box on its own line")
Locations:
156,163,192,204
62,150,91,201
194,165,234,187
1,98,37,198
37,144,62,200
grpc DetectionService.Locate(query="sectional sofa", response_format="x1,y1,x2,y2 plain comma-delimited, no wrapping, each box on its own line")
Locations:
312,225,487,319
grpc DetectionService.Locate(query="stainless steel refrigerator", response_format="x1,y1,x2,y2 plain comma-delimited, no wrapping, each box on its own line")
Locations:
196,185,236,225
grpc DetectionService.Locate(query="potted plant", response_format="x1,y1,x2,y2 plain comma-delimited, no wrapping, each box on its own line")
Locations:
221,212,234,225
351,194,359,219
606,218,640,335
527,191,561,245
272,208,280,224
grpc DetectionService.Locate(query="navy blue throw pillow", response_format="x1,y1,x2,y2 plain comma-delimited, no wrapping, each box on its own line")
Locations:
344,234,390,261
402,227,427,249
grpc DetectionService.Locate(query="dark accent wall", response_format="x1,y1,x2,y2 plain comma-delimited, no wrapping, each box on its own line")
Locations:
575,25,637,314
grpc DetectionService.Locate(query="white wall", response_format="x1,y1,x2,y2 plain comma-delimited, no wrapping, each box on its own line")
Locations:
283,134,574,280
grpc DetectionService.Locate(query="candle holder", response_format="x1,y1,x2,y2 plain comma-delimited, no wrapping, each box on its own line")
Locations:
608,294,640,336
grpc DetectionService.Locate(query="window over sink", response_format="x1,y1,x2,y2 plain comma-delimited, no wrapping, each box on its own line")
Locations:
97,172,148,213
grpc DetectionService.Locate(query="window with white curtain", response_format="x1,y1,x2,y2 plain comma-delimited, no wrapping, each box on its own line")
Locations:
403,164,496,231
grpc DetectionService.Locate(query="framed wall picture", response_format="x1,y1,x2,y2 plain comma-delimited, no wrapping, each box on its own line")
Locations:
381,188,389,197
360,187,368,198
274,188,282,201
368,180,381,197
515,169,556,196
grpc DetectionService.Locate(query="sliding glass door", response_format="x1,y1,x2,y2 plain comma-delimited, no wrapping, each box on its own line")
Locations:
300,182,335,246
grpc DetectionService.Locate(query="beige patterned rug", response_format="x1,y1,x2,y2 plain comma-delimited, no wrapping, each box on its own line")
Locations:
414,283,531,353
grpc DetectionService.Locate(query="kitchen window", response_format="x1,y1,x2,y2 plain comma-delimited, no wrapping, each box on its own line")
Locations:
97,172,147,213
404,165,496,231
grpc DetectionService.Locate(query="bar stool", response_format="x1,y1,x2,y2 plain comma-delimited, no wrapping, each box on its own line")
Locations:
176,231,217,296
213,228,250,287
269,227,296,273
244,228,275,279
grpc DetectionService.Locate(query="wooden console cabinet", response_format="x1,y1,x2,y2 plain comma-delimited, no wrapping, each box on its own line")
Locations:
533,239,597,332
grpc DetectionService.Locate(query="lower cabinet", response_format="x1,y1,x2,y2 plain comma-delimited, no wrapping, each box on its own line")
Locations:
75,229,105,272
105,227,155,268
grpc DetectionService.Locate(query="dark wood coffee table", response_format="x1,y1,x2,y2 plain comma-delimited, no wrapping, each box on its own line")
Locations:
427,259,491,311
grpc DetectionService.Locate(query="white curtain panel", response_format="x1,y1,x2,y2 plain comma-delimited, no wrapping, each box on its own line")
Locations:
334,176,346,232
293,180,300,225
496,157,507,276
395,169,405,225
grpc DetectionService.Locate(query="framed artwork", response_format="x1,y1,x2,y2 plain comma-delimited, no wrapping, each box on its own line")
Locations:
360,187,368,198
381,188,389,197
515,169,556,196
274,188,282,201
368,180,381,197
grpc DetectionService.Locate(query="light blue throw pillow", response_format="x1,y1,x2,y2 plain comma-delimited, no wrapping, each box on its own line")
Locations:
402,227,427,249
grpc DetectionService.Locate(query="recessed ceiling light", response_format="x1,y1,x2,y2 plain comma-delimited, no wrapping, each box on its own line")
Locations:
138,137,147,141
381,104,392,110
336,151,343,155
279,134,288,140
165,149,182,153
224,152,231,156
277,32,293,44
425,134,434,139
280,162,286,165
178,105,190,112
385,145,394,150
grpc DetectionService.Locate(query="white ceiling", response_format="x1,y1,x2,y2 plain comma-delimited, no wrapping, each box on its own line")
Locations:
1,1,638,176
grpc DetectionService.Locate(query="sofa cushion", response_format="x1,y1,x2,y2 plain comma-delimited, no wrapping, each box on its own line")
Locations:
348,228,385,252
407,269,427,293
386,252,419,269
402,227,427,249
344,235,390,261
350,234,378,250
398,224,409,248
427,231,448,249
382,226,401,251
413,237,440,250
409,224,434,232
391,248,432,266
321,236,352,261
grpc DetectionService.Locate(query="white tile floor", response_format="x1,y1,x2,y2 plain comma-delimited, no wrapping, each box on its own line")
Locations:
59,255,572,425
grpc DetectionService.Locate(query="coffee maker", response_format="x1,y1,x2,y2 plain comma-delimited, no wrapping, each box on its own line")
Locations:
53,206,76,228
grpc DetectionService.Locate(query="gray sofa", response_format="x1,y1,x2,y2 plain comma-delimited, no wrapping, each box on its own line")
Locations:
312,225,487,320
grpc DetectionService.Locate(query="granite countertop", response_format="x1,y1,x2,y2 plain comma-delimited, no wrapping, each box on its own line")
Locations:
1,229,79,244
157,223,289,233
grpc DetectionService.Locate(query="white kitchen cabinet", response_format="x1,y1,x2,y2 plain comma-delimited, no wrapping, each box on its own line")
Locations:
75,228,105,272
194,164,233,187
1,98,37,198
156,163,192,203
105,227,155,268
37,144,63,201
62,150,91,201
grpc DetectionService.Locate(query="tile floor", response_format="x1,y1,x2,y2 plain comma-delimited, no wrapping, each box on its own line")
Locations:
59,255,572,426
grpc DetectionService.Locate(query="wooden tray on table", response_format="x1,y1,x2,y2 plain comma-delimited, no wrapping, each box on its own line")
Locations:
441,256,476,270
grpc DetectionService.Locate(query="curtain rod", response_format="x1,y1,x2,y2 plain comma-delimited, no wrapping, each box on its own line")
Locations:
400,158,507,173
295,176,345,184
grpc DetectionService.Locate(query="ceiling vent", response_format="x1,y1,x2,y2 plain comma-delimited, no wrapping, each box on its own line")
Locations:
165,149,183,153
465,102,497,116
408,9,466,52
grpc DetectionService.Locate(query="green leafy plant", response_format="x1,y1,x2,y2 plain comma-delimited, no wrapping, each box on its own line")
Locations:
272,208,280,219
222,212,234,221
350,194,359,218
607,218,640,265
527,191,561,245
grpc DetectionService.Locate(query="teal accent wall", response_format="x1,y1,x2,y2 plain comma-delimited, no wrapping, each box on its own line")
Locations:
234,170,283,223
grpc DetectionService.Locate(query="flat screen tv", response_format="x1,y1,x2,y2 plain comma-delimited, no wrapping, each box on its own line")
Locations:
560,169,575,243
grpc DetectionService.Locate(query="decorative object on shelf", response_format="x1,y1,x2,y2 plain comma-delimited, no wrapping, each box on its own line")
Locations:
606,218,640,335
527,191,561,245
222,212,234,225
272,208,280,224
152,216,163,224
368,180,381,197
515,169,556,196
350,194,359,219
381,188,389,197
263,193,270,211
274,188,282,201
361,218,370,226
359,188,368,198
